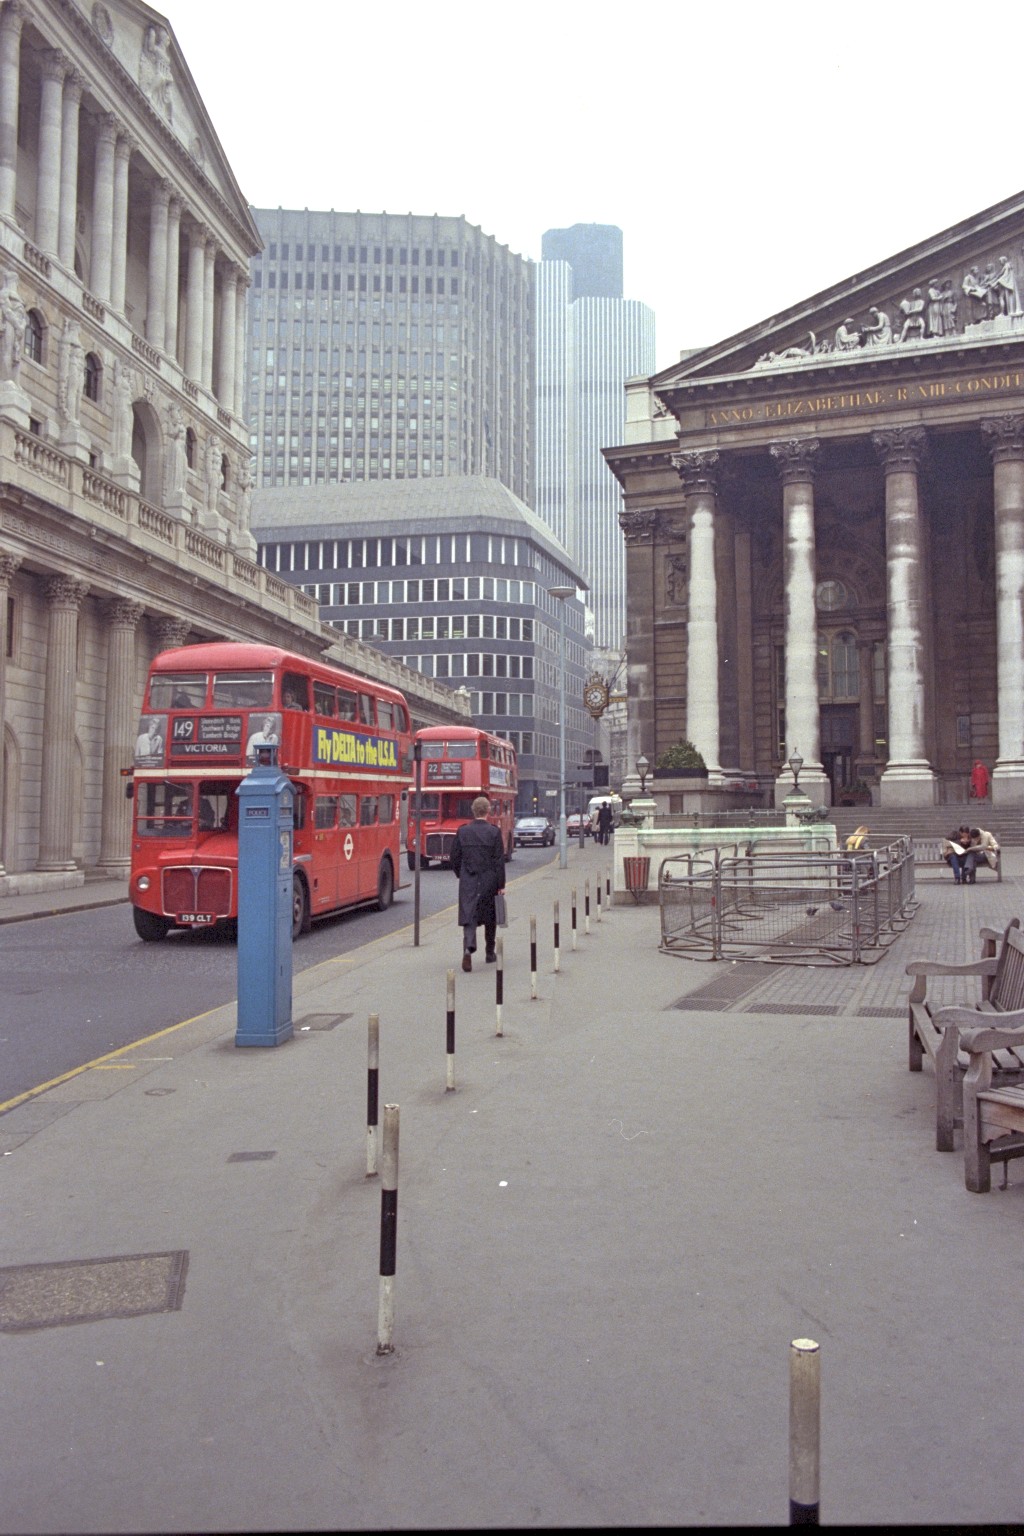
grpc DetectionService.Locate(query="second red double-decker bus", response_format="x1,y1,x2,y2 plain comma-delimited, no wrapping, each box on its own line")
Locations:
406,725,517,868
128,642,412,940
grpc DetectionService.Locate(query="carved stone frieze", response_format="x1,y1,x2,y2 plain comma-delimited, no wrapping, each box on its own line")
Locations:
665,553,688,605
671,449,720,496
769,439,819,484
981,413,1024,463
619,509,658,545
871,426,929,474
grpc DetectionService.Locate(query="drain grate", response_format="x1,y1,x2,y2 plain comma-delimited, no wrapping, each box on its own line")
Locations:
295,1013,352,1032
670,963,772,1011
856,1006,906,1018
746,1002,840,1016
0,1250,188,1332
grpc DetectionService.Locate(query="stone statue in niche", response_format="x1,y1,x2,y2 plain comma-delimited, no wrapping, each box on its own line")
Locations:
898,288,927,342
139,24,173,121
91,3,113,46
962,266,988,324
926,281,948,337
205,436,223,512
111,358,136,459
994,255,1020,316
862,306,892,346
165,402,187,494
834,317,861,350
665,554,688,605
57,317,84,425
0,270,27,383
236,453,253,527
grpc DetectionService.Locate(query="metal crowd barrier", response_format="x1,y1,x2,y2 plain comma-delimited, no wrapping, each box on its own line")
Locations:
658,838,917,965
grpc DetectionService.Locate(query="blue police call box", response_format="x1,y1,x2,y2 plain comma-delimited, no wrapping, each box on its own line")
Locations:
235,746,293,1046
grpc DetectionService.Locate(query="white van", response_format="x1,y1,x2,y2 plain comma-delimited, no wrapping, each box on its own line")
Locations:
588,793,623,827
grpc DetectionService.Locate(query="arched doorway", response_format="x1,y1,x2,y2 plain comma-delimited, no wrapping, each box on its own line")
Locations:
130,400,163,503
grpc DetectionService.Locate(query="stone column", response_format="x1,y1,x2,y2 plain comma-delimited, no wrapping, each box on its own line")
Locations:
734,523,755,772
185,224,206,382
164,196,181,361
152,614,190,653
0,549,22,877
35,49,66,255
89,114,117,304
202,238,216,390
673,450,722,777
217,264,238,409
858,640,875,760
109,132,132,314
234,275,248,417
770,439,828,805
618,508,658,785
97,597,143,874
36,575,88,875
145,179,169,351
982,414,1024,804
872,427,936,806
57,69,83,269
0,1,23,220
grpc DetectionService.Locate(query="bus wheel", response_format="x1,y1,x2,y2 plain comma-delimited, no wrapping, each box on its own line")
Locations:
406,850,417,872
377,857,394,911
133,906,170,942
292,873,310,940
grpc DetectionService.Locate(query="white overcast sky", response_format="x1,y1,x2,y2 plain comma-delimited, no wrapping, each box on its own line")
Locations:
162,0,1023,373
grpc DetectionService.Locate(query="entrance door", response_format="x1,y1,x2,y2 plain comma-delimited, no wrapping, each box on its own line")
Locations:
820,705,858,802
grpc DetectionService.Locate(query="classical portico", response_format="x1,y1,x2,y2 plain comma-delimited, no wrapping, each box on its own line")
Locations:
607,189,1024,809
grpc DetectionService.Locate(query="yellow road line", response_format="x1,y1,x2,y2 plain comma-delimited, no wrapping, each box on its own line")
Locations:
0,1006,223,1116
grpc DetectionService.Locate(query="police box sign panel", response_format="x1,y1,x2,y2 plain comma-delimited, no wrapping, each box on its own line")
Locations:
169,715,244,760
313,727,401,771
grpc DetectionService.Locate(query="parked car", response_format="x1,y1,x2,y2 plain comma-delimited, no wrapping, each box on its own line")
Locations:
514,815,556,847
566,811,592,838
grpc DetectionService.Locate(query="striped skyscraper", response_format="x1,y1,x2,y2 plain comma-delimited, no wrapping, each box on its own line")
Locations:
535,225,655,649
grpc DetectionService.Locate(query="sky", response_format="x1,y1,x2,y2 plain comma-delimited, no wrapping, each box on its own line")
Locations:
161,0,1024,374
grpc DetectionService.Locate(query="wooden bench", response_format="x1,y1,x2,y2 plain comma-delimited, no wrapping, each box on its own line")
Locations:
911,835,1002,881
906,918,1024,1150
942,1013,1024,1191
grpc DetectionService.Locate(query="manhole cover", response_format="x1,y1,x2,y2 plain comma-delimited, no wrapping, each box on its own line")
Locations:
0,1250,188,1332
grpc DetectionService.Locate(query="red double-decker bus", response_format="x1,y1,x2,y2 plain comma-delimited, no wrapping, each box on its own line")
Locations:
128,642,412,941
406,725,517,868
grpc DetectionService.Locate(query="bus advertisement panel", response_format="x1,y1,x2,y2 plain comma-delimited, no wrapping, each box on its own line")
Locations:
406,726,517,869
128,642,412,941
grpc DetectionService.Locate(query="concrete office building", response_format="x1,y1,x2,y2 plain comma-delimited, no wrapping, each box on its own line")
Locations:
247,209,535,502
251,477,593,813
605,186,1024,809
535,223,655,649
0,0,467,894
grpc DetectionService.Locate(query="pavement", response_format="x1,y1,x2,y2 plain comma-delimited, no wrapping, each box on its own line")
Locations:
2,845,1024,1531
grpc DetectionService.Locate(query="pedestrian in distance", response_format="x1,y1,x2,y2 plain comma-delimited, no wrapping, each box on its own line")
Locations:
450,794,505,971
971,759,990,800
596,801,614,846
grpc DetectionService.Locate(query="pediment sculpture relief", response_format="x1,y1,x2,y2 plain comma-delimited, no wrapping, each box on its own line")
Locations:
753,249,1024,369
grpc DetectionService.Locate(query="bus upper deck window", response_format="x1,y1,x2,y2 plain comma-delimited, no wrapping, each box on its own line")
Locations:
337,689,358,721
446,741,475,758
314,682,337,717
421,741,443,758
149,673,207,710
282,672,310,710
359,694,376,727
212,671,274,708
378,699,394,730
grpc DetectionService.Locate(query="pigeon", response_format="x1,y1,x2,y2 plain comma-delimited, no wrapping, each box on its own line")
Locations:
829,900,845,912
806,906,819,917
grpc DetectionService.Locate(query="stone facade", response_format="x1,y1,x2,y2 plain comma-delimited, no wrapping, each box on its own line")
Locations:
605,188,1024,809
0,0,466,893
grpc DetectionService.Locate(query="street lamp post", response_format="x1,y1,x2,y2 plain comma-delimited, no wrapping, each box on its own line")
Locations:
548,584,576,871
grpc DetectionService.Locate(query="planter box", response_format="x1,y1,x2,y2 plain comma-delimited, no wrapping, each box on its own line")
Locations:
652,767,708,782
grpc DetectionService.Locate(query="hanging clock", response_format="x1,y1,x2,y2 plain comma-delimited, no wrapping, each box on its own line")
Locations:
583,675,610,718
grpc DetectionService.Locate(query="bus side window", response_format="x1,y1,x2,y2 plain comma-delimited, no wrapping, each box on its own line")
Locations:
378,699,394,731
292,787,306,831
282,672,310,710
378,794,395,824
395,703,409,733
359,693,376,727
313,681,336,717
360,796,378,826
338,794,357,827
337,689,358,721
315,795,339,829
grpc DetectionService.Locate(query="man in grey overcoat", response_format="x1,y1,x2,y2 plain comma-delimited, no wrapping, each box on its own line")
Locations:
450,795,506,971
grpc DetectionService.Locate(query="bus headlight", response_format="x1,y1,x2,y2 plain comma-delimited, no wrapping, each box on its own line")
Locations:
136,875,150,891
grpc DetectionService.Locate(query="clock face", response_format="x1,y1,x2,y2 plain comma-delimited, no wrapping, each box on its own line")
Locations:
584,682,607,713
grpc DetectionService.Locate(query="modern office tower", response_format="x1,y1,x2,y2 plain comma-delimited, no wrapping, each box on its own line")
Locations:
535,224,655,649
247,210,535,502
251,476,594,813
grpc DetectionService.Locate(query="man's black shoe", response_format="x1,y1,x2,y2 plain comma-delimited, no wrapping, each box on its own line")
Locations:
462,952,472,972
485,950,497,963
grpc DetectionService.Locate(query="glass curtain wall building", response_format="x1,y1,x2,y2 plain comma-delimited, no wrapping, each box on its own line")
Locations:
251,477,592,813
535,224,655,650
247,210,534,502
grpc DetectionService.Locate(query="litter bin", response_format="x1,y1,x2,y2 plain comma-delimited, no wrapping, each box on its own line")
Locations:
623,855,651,904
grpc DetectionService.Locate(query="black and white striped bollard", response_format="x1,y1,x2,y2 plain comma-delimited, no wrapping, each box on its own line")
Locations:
446,968,456,1091
606,867,611,906
596,876,602,923
789,1338,820,1525
366,1012,379,1177
530,914,538,1000
571,887,578,951
584,877,591,936
495,936,504,1035
553,899,560,973
376,1102,399,1355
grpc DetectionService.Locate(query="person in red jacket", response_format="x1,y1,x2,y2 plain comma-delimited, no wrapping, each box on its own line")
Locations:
971,760,990,800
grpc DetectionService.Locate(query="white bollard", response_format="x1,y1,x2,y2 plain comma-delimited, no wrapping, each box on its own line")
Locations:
789,1338,820,1525
376,1103,400,1355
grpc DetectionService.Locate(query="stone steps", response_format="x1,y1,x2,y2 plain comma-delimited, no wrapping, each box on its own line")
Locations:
829,805,1024,846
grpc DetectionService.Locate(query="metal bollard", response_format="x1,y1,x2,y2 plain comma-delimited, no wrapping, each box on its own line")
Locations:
789,1338,820,1525
584,877,591,936
530,914,538,1000
606,867,611,905
553,899,560,973
366,1012,380,1178
446,968,455,1091
571,887,578,950
495,936,504,1035
596,877,602,923
376,1103,400,1355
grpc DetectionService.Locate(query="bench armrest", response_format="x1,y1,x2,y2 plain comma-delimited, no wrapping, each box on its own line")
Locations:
954,1012,1024,1052
906,959,998,979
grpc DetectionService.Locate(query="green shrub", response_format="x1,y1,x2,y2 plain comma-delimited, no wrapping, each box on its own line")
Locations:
655,740,707,771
